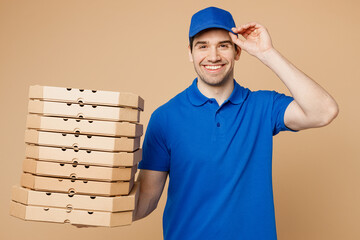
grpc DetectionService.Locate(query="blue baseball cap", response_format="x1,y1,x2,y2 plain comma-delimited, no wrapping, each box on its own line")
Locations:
189,7,237,40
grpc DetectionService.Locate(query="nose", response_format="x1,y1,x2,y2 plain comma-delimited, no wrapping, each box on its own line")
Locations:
207,47,221,62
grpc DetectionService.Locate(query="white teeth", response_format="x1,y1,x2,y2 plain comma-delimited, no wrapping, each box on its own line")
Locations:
205,65,222,70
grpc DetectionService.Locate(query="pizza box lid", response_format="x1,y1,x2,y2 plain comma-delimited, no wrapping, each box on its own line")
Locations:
28,100,140,123
26,114,143,137
11,182,139,212
29,85,144,111
21,173,135,196
23,158,138,181
25,145,142,167
25,129,140,152
10,201,133,227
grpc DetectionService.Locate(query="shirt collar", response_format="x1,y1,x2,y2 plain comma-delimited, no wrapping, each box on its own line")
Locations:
186,78,249,106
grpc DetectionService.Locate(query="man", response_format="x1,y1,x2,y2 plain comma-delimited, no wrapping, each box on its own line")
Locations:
134,6,338,240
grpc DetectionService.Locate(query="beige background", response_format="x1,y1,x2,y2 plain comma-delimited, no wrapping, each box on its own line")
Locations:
0,0,359,239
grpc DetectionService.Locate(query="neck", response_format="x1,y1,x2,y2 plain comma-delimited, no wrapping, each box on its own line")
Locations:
197,77,234,106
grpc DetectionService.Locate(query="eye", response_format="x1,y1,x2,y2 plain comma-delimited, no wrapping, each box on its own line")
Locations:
198,45,207,49
219,44,229,48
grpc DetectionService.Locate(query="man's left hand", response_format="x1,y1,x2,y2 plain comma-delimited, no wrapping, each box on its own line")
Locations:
229,22,273,59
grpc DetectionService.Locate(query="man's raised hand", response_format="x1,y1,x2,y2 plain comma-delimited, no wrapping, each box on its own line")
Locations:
229,22,274,59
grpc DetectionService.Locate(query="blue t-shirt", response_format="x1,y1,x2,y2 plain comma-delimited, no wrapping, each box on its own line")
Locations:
139,78,297,240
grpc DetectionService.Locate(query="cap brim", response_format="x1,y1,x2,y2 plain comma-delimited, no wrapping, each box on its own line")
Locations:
189,24,237,38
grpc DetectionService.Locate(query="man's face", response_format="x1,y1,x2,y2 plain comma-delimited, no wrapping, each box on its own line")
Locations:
189,28,241,87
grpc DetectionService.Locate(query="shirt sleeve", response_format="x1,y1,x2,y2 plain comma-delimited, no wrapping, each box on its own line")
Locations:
138,108,170,172
271,91,299,136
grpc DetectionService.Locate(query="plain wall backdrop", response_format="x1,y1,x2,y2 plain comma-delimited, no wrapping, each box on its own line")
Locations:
1,0,359,239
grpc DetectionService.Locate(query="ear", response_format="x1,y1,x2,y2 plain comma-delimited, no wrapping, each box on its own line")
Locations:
234,45,241,61
188,45,194,62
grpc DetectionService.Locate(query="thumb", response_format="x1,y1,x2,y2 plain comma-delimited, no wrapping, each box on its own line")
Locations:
229,32,245,49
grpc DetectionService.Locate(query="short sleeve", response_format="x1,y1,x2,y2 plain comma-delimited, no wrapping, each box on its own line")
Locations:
138,109,170,172
271,91,298,135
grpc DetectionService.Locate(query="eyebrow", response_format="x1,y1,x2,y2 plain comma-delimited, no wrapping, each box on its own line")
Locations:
194,40,233,47
218,40,233,45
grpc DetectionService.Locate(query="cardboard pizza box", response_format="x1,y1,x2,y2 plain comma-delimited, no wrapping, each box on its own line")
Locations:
25,129,140,152
10,201,133,227
29,85,144,111
11,182,139,212
26,114,143,137
25,145,142,167
21,173,134,196
28,100,140,123
22,159,138,181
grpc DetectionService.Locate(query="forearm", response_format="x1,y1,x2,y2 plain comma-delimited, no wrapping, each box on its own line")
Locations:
133,191,159,221
259,48,339,123
132,169,168,221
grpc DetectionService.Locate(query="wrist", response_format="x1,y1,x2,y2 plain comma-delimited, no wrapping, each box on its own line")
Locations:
257,47,279,65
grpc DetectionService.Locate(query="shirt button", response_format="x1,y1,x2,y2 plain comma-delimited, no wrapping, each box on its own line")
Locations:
209,100,213,103
217,122,220,127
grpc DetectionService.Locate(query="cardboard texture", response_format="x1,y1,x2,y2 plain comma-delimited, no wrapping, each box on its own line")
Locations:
11,183,139,212
25,129,140,152
21,173,134,196
25,145,142,167
22,159,138,181
29,85,144,111
26,114,143,137
28,100,140,122
10,201,133,227
9,85,145,227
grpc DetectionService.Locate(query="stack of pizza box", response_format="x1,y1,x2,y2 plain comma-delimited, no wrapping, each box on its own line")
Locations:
10,85,144,227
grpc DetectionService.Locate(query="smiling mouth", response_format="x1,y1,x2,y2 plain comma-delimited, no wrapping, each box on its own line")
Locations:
203,65,225,71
